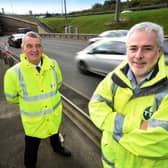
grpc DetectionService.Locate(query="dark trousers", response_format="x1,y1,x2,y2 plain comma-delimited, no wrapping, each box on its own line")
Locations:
24,134,61,167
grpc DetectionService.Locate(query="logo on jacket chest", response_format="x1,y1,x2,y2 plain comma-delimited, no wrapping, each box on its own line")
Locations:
143,106,153,120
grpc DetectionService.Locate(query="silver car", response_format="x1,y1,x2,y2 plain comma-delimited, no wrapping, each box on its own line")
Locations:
75,37,168,76
76,37,127,76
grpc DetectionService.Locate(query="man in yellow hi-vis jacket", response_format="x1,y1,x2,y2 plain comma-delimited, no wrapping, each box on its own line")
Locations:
89,22,168,168
4,31,71,168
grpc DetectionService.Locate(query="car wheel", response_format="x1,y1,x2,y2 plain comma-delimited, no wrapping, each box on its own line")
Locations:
77,61,88,74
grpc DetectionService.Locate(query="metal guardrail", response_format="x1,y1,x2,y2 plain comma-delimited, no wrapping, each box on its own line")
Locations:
62,94,101,147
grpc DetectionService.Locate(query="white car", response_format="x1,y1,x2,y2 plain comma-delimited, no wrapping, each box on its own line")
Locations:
8,27,32,48
8,33,25,48
121,10,132,14
76,37,127,76
88,29,128,44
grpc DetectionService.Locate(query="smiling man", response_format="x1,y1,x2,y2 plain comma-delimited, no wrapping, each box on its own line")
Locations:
127,25,161,84
89,22,168,168
4,31,71,168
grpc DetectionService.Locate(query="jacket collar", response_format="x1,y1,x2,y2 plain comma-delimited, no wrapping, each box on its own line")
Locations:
20,53,54,70
112,54,168,89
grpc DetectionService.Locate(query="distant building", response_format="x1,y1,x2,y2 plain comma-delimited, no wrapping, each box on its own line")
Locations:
1,8,5,15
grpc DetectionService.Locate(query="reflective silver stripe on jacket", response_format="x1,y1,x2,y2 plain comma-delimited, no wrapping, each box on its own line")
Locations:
21,91,58,101
15,64,28,95
149,119,168,131
5,93,18,99
51,63,60,90
102,153,115,168
149,88,168,131
153,89,168,112
111,82,118,111
113,113,124,142
91,93,112,108
20,98,61,116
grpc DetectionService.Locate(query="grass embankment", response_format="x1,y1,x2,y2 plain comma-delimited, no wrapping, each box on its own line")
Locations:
39,8,168,35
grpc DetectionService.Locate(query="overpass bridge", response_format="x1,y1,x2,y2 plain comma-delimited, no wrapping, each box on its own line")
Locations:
0,15,96,40
0,15,50,35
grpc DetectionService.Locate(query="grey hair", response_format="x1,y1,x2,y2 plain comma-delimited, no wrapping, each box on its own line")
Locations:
127,22,164,48
21,31,42,48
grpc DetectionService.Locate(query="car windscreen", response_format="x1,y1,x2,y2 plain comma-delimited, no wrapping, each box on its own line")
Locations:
93,40,126,55
16,28,32,33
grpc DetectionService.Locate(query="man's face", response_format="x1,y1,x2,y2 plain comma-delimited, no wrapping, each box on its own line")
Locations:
22,36,43,65
127,30,161,82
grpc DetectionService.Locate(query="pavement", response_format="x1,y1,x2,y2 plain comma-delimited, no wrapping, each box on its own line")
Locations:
0,58,102,168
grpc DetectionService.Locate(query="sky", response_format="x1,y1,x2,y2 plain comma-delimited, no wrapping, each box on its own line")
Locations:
1,0,107,15
1,0,126,15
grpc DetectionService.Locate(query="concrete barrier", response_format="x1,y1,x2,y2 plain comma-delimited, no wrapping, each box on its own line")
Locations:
39,32,97,41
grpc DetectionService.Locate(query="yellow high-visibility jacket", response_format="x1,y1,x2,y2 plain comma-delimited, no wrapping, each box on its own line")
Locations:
89,54,168,168
4,53,63,138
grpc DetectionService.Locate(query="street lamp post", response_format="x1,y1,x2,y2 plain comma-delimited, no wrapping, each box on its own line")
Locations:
115,0,120,22
63,0,68,28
